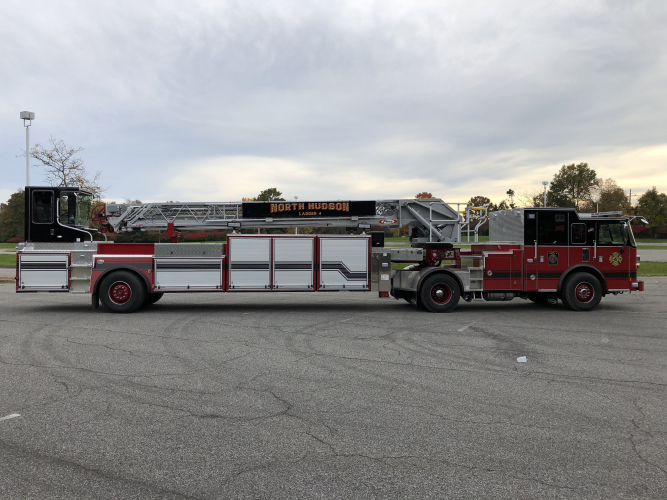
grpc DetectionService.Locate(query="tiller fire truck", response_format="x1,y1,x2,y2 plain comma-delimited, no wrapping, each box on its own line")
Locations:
16,186,643,313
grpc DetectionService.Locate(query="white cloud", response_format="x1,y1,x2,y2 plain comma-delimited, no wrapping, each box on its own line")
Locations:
1,0,666,205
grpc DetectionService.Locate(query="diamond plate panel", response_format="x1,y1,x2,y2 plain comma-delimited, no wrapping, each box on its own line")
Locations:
490,209,524,242
155,243,224,258
22,242,100,252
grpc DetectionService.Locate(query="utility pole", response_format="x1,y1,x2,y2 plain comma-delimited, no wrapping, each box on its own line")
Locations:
542,181,548,207
20,111,35,186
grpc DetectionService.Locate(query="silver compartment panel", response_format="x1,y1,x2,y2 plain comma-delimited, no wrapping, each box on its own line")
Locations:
18,253,69,290
228,237,271,290
273,238,314,290
155,258,222,290
320,238,369,290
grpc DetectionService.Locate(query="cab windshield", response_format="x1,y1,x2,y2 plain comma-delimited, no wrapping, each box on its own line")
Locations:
598,222,635,248
60,192,93,227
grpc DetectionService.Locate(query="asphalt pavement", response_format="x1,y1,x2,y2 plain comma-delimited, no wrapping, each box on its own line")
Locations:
1,281,666,499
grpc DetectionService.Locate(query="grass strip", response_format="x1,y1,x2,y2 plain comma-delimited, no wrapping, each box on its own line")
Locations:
0,254,16,266
638,262,667,276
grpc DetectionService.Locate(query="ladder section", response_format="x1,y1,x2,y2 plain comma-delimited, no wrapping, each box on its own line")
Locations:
106,199,464,243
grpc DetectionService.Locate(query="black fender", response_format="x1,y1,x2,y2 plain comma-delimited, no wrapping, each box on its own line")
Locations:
93,266,151,296
558,264,607,292
417,267,465,295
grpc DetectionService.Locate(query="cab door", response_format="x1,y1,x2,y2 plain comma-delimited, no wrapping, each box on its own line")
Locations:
523,211,538,292
535,211,569,292
595,222,631,289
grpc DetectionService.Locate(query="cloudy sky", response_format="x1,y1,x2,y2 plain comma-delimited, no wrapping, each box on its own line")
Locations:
1,0,666,205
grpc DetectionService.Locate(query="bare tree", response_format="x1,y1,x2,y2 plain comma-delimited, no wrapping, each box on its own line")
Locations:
29,137,105,199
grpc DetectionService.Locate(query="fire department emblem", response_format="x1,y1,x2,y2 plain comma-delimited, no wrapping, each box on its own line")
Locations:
609,252,623,266
547,251,559,266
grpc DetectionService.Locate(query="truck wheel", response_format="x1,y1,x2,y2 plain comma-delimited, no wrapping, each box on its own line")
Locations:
419,274,460,313
144,292,164,305
99,271,146,313
562,272,602,311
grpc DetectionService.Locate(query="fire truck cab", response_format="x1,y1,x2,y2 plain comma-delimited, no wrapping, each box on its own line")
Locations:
461,207,642,310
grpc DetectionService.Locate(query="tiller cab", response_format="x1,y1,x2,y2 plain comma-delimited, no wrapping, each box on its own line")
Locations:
16,186,643,313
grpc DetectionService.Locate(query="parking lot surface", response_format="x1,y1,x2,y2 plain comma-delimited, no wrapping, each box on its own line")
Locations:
1,280,666,499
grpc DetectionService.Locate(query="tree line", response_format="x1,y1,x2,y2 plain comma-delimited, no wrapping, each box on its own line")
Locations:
457,163,667,238
1,139,666,241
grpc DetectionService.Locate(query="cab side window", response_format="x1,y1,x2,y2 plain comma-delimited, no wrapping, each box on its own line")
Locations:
32,191,53,223
571,223,586,244
60,192,77,225
538,212,568,245
598,223,625,245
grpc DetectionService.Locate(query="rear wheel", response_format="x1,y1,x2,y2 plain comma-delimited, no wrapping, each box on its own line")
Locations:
561,272,602,311
418,274,460,313
99,271,146,313
144,292,164,305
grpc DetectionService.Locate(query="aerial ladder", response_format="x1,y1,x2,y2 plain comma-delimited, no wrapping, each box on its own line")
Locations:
99,198,464,244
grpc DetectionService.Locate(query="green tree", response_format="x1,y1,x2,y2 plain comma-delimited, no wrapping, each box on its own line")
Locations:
581,178,628,213
0,190,25,242
547,162,598,210
256,188,285,202
636,187,667,238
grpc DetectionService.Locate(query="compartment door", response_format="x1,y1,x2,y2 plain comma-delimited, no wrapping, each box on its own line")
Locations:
273,238,314,290
319,238,369,290
155,259,222,290
18,253,69,291
228,237,271,290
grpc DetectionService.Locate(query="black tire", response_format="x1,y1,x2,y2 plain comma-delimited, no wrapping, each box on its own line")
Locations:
144,292,164,305
561,272,602,311
418,274,460,313
99,271,146,313
527,293,549,305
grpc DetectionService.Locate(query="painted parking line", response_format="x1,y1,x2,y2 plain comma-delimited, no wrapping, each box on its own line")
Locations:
0,414,21,422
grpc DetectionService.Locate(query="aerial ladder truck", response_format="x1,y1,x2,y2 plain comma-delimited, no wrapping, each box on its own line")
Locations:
16,186,643,313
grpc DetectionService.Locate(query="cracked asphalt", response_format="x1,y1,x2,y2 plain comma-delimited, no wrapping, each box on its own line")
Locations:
1,279,666,499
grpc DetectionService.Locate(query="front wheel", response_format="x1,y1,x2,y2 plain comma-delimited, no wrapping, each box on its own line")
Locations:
561,272,602,311
99,271,146,313
418,274,460,313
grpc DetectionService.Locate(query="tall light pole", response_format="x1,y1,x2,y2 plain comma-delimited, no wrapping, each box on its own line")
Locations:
20,111,35,186
542,181,548,207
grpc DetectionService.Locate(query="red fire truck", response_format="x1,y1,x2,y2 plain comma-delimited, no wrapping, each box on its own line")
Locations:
16,186,643,313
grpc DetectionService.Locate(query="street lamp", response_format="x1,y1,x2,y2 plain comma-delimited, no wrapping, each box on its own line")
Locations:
20,111,35,186
542,181,549,207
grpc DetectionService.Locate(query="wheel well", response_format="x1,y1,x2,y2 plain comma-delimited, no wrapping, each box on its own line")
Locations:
417,269,464,295
94,268,150,296
558,265,606,293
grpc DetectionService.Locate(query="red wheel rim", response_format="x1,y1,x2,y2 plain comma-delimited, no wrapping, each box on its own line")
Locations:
109,281,132,305
431,284,452,305
575,282,594,303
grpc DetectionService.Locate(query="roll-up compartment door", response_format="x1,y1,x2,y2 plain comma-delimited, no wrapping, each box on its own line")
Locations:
228,237,271,290
155,259,222,290
18,253,69,291
273,238,314,290
319,237,369,290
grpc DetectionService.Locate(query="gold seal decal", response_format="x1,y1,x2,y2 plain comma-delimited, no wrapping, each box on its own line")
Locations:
609,252,623,266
